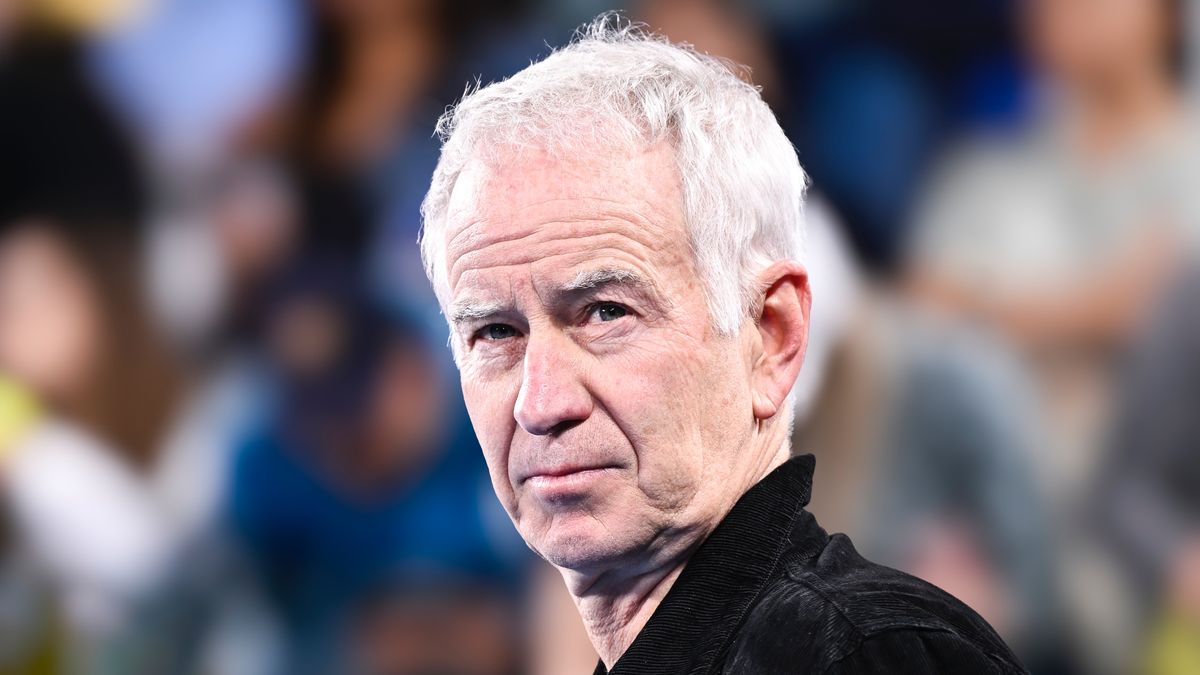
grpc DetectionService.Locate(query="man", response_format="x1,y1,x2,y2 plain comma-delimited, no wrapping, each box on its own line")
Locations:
418,18,1026,674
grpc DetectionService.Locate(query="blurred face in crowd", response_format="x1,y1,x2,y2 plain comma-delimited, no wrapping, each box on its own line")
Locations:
362,337,447,478
1025,0,1175,85
440,142,774,573
0,225,100,402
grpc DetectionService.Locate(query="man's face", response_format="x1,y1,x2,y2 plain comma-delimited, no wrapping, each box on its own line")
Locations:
441,143,760,572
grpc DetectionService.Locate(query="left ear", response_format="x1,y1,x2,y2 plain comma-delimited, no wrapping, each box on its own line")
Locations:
748,260,811,420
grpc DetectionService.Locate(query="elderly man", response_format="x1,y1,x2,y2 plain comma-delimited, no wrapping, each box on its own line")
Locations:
418,19,1026,674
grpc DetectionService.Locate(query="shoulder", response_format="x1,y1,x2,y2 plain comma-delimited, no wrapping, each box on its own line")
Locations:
725,533,1027,674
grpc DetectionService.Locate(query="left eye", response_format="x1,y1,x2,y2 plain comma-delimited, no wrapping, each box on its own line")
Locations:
590,303,628,322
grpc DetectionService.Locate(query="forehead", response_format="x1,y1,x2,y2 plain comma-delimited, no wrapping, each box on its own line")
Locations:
442,142,688,295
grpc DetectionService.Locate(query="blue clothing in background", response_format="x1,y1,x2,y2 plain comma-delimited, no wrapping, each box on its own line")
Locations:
227,397,529,673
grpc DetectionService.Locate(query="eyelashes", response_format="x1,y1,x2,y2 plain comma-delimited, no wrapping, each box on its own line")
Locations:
470,301,635,345
477,323,521,341
590,302,629,323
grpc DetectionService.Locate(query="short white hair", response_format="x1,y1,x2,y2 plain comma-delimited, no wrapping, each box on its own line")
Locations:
419,14,808,335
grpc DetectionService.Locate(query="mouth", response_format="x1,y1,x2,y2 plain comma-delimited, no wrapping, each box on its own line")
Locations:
520,464,622,500
523,462,616,479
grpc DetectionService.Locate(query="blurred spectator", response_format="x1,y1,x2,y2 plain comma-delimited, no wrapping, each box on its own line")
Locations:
908,0,1195,392
906,0,1199,670
83,0,305,357
343,582,520,675
0,215,265,675
88,0,304,169
283,0,450,311
145,159,300,358
636,0,781,101
778,0,1017,269
527,563,598,675
0,29,146,228
795,203,1064,671
283,0,562,318
0,222,185,657
0,379,62,674
910,0,1196,358
1092,266,1200,675
226,267,531,674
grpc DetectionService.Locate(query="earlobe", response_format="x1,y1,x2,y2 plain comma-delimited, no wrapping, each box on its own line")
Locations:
750,261,811,421
751,390,779,420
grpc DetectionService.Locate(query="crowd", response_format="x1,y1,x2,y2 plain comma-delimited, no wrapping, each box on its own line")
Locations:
0,0,1197,673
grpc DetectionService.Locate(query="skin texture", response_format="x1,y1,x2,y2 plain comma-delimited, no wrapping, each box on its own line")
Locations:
438,141,810,666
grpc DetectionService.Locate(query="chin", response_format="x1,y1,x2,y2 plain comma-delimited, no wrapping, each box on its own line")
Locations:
528,512,637,572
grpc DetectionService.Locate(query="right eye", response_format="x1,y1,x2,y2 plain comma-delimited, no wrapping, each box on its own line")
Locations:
476,323,521,341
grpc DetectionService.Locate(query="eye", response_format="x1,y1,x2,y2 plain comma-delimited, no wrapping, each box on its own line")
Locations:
589,302,629,323
476,323,521,341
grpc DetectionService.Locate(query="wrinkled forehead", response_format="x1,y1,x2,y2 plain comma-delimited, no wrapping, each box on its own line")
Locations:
441,142,689,291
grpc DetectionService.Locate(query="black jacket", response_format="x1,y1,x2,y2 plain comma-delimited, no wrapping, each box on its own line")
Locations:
594,456,1028,674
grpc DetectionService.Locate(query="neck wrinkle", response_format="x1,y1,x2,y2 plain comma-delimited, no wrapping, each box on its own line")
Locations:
572,559,689,669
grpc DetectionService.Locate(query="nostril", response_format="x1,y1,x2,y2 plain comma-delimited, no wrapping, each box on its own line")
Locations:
547,418,584,437
513,388,593,436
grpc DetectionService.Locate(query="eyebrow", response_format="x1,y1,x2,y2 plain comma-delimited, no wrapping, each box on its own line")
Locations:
561,267,649,293
449,300,508,325
448,267,654,326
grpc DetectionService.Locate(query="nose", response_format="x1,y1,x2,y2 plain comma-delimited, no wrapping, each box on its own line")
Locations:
514,331,592,436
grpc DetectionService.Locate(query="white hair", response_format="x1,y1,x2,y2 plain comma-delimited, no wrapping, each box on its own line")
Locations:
419,14,808,336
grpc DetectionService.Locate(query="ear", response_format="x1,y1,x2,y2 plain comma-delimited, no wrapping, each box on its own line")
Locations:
749,260,811,421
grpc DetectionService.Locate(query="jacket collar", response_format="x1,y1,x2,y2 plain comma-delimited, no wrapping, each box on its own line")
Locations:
596,455,824,675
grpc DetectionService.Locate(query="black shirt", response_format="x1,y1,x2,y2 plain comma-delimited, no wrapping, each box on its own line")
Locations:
594,456,1027,674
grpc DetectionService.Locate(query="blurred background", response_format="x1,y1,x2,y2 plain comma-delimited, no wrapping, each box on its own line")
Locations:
1,0,1199,673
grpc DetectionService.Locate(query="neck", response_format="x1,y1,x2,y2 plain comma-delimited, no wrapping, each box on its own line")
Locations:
567,555,689,668
562,424,792,669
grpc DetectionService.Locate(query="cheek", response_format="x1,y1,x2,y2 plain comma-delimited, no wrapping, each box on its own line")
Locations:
671,347,755,492
599,337,695,438
461,374,521,503
592,329,744,507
